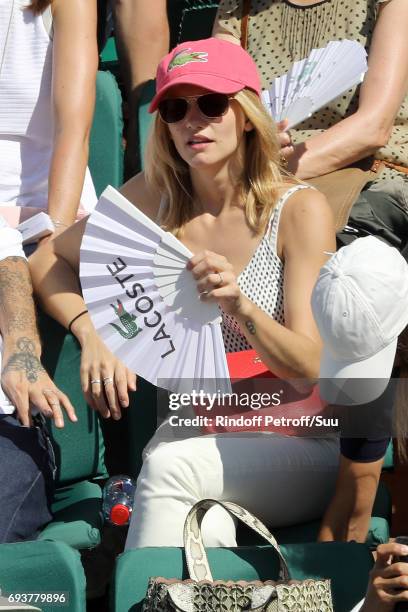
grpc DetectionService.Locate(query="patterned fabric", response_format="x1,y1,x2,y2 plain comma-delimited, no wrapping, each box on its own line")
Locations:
143,579,334,611
214,0,408,190
222,185,310,352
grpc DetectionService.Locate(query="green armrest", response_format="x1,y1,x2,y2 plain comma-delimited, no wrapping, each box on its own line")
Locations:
38,481,103,550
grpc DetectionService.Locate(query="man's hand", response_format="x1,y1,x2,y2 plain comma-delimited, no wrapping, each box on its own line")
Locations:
1,336,77,428
360,542,408,612
0,247,76,428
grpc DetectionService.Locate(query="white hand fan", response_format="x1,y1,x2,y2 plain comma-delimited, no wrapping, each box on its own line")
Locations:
80,186,231,395
262,39,368,129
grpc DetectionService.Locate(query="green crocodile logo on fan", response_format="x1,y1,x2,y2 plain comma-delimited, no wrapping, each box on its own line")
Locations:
109,299,141,339
168,49,208,71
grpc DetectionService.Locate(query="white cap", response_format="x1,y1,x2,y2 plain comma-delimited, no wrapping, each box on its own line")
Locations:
312,236,408,405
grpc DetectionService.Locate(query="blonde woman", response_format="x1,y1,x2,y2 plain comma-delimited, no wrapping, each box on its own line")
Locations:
30,38,340,546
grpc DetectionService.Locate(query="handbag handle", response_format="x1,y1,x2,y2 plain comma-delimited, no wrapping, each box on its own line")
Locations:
240,0,251,49
183,498,291,582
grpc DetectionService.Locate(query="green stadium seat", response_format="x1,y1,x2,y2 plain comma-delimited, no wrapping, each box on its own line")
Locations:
383,439,394,470
99,37,119,74
38,481,102,550
137,79,155,171
89,71,124,197
0,541,86,612
35,315,108,550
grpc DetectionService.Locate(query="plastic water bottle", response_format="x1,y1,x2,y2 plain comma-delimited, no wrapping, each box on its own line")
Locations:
102,475,136,526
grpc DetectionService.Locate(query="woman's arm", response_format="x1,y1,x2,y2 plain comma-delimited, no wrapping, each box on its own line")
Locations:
29,220,136,419
29,220,89,328
318,455,383,543
189,188,336,379
112,0,169,99
112,0,169,177
287,0,408,179
47,0,98,230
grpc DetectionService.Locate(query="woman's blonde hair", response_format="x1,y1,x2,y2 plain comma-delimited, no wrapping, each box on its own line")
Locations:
145,89,294,236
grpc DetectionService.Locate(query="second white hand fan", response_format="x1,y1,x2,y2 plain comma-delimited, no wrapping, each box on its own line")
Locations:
80,186,231,395
262,39,368,129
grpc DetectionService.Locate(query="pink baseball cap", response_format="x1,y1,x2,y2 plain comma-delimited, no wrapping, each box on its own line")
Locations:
149,37,261,113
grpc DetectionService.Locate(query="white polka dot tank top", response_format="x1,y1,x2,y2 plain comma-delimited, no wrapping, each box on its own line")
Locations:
222,185,311,353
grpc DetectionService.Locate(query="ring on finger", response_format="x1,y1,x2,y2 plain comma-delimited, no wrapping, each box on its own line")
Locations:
91,379,101,385
103,377,114,386
216,272,224,287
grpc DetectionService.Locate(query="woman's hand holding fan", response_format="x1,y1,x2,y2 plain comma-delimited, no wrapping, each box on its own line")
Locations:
187,250,248,317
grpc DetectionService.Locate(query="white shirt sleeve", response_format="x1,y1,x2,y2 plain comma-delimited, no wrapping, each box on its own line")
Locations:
0,217,26,262
349,599,364,612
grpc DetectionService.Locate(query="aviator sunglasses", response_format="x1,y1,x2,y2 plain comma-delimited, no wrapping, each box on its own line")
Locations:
158,93,234,124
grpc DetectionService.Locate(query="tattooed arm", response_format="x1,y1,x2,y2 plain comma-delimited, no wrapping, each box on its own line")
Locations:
0,256,76,427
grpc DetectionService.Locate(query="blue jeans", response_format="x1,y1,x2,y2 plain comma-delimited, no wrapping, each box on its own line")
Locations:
0,413,55,543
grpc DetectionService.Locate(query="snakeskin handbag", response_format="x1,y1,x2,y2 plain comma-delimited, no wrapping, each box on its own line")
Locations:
142,499,334,611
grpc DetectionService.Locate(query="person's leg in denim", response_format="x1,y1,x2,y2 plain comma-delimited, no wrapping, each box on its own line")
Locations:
0,413,54,543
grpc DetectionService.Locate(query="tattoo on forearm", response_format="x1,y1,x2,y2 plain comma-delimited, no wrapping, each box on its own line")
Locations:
245,320,256,335
2,337,45,383
0,257,38,335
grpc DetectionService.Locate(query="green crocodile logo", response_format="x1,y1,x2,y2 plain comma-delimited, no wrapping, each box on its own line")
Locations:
109,299,141,339
168,49,208,71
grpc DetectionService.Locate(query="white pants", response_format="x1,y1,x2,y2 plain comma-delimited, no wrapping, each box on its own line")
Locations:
125,432,339,549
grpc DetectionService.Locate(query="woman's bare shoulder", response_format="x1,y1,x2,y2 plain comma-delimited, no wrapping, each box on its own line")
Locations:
280,184,332,221
278,185,335,253
120,172,162,221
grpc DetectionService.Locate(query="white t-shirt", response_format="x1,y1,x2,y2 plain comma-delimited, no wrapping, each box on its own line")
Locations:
0,217,26,414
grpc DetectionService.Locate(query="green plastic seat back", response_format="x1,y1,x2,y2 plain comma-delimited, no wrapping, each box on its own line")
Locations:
89,70,124,196
113,542,373,612
38,314,108,487
383,439,394,469
0,541,86,612
99,37,120,77
169,0,220,48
